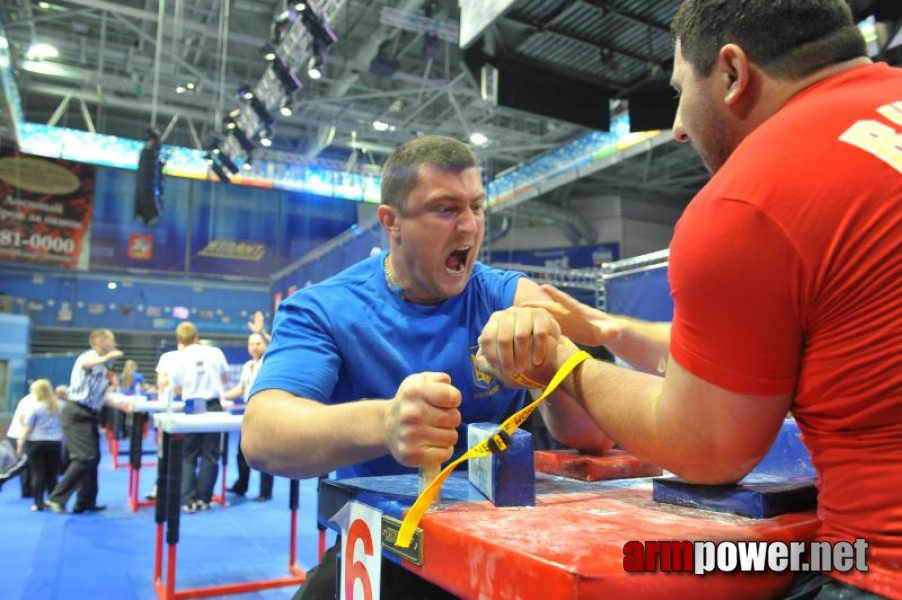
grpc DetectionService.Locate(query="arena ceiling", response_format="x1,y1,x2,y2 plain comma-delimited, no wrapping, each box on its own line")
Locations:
0,0,898,226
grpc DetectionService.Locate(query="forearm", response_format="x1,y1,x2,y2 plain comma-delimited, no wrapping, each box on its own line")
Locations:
559,350,767,484
539,388,614,454
605,318,672,375
242,390,390,479
82,353,116,369
222,385,244,401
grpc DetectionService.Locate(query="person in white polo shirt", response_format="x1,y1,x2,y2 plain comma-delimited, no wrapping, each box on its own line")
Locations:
169,322,229,513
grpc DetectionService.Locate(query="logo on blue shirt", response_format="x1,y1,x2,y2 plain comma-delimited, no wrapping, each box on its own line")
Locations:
469,344,496,390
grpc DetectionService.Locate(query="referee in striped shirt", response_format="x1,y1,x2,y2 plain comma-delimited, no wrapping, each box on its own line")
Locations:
46,329,127,514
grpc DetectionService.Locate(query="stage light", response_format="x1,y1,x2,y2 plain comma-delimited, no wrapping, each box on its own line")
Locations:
216,149,240,174
279,97,293,117
307,54,323,79
230,126,256,154
261,43,277,62
271,9,296,44
237,84,254,100
26,42,59,61
469,132,489,146
248,95,275,126
209,160,231,183
271,55,303,94
296,2,338,49
259,126,273,147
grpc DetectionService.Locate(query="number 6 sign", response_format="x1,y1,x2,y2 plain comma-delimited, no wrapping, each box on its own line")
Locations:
336,501,383,600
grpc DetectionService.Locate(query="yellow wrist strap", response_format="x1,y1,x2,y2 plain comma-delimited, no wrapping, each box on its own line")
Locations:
395,350,591,548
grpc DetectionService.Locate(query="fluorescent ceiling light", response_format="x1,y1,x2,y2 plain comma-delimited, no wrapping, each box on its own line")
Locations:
26,43,59,60
469,132,488,146
21,60,67,76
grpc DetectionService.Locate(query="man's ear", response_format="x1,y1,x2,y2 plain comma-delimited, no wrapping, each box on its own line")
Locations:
378,204,399,237
718,43,751,106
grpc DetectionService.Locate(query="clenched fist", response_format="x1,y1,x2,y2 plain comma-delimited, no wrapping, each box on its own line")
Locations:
384,372,461,468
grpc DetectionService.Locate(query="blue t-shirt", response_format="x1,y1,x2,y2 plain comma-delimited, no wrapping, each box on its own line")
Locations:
251,250,527,478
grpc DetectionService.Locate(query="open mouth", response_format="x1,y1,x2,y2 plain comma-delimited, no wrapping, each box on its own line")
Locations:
445,246,471,274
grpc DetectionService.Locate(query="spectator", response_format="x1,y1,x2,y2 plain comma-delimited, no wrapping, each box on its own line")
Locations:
224,332,273,501
1,391,36,496
17,379,64,511
169,322,229,513
120,360,145,395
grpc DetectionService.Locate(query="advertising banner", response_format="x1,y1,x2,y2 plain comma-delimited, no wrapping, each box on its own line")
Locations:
0,150,95,269
491,242,619,269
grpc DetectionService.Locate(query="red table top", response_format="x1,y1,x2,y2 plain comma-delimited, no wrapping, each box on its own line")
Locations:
407,482,819,599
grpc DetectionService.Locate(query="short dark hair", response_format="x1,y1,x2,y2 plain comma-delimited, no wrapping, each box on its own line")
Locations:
672,0,866,79
380,135,478,212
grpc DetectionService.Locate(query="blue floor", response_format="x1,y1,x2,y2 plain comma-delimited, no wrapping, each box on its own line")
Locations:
0,433,336,600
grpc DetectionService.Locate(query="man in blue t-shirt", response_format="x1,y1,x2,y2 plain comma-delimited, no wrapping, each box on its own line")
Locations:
244,135,611,599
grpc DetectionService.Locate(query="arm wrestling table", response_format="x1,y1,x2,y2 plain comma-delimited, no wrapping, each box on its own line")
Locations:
113,396,185,512
152,412,307,600
319,471,820,600
107,393,158,470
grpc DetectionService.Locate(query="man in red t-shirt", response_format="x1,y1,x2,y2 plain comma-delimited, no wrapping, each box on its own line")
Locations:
478,1,901,598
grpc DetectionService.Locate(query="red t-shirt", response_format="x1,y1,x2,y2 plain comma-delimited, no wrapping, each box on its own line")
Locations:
670,63,902,597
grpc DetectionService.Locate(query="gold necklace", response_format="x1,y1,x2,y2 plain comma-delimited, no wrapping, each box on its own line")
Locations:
383,254,444,305
383,254,404,296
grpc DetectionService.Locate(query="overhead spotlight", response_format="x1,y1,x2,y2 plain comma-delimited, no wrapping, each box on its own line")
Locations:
247,95,275,126
224,110,240,130
26,42,59,61
208,159,232,183
307,54,323,79
296,2,338,49
259,126,273,147
372,120,389,132
230,126,257,154
216,149,240,174
242,160,253,171
271,55,303,94
469,132,489,146
261,42,277,62
237,84,255,100
271,9,297,44
279,97,293,117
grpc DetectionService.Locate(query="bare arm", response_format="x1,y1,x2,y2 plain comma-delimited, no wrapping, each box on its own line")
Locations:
222,383,245,401
82,349,124,369
522,285,671,374
242,372,462,480
491,337,791,484
248,311,272,344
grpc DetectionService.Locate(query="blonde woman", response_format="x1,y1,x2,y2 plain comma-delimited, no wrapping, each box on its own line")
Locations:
120,360,145,395
17,379,64,511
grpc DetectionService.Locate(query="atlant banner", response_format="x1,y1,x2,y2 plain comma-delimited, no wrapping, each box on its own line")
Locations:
0,150,95,269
